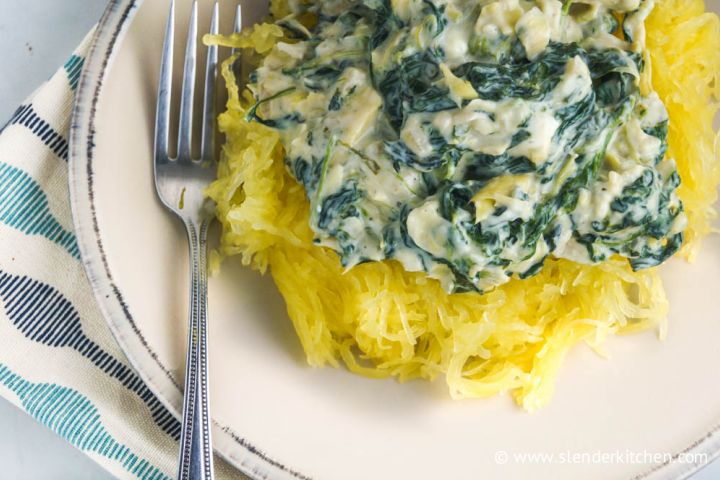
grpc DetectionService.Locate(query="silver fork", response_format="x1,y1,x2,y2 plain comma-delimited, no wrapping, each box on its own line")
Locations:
154,2,240,479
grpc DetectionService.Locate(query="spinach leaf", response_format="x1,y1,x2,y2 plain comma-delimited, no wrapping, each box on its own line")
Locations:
437,181,474,221
554,92,596,140
420,0,446,36
453,42,585,101
509,129,531,148
245,87,297,126
276,16,312,40
303,61,352,91
376,51,456,131
317,181,362,230
595,72,634,106
345,0,401,49
292,157,324,192
643,120,668,164
462,153,536,182
466,222,504,258
384,140,454,171
629,232,683,270
584,49,632,79
328,89,343,111
249,112,304,129
575,163,684,270
518,256,548,279
434,258,480,293
610,169,654,214
384,126,461,172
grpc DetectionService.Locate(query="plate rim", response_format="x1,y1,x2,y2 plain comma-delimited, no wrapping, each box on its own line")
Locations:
67,1,720,479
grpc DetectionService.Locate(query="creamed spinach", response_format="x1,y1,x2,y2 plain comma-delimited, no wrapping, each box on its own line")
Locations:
248,0,685,292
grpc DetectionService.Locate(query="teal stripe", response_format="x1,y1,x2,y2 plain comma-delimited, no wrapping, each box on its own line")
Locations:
26,383,52,417
41,387,72,425
0,364,170,480
0,162,79,259
0,170,28,208
63,55,85,91
71,407,98,444
134,459,150,477
14,376,31,396
108,441,121,459
54,391,84,433
61,398,92,440
80,416,104,450
98,432,114,455
15,189,45,231
35,215,55,236
0,170,35,217
124,452,138,468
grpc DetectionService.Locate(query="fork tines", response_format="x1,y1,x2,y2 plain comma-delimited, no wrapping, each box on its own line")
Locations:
154,1,242,167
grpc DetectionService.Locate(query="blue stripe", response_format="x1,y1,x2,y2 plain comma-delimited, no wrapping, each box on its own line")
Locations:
63,55,85,91
4,104,68,160
0,161,80,258
0,364,171,480
0,271,182,440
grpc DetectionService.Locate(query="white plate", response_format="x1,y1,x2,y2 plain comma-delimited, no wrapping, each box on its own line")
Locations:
69,1,720,479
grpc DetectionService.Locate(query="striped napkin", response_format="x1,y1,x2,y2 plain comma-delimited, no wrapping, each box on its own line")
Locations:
0,30,245,480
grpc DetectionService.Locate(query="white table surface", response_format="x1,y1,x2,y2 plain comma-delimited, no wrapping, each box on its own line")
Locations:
0,1,719,479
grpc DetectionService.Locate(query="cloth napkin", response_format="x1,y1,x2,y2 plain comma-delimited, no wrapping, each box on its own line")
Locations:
0,30,246,480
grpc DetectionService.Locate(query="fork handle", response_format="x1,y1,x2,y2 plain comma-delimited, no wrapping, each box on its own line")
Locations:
178,219,214,480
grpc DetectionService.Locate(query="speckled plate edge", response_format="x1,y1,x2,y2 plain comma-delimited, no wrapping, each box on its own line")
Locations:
67,1,720,479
